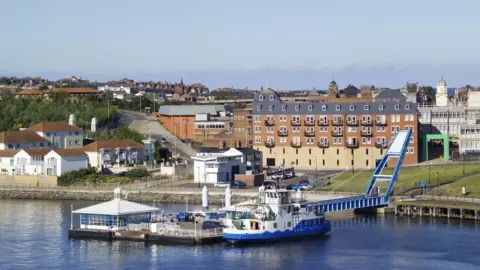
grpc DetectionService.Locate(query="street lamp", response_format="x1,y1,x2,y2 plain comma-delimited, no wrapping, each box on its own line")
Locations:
436,172,440,196
428,162,432,188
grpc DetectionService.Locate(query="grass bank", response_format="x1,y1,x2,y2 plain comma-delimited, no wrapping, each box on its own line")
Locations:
317,164,480,195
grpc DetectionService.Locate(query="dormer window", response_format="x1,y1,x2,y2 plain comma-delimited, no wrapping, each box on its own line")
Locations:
256,105,261,111
269,95,274,101
335,105,340,111
269,105,273,111
308,105,313,111
295,105,299,111
322,105,327,111
349,105,355,111
282,105,286,111
405,104,411,110
379,104,384,111
259,95,264,101
364,105,369,110
394,104,400,110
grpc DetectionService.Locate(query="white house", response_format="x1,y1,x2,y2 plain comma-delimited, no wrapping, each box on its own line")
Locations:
44,149,89,176
0,150,19,175
192,148,246,184
27,122,83,149
82,140,146,169
13,148,51,175
0,130,50,150
97,83,133,95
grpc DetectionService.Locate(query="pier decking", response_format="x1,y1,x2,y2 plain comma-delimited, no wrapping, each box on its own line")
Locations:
394,200,480,220
68,227,223,245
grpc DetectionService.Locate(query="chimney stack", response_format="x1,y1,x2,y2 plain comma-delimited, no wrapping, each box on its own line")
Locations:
69,114,76,126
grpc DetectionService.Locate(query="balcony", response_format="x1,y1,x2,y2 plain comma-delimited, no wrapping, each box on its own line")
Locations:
291,141,302,148
332,119,344,126
361,130,373,137
375,120,388,126
265,119,275,126
318,119,329,126
375,142,388,149
331,130,343,137
318,142,329,148
277,130,288,136
290,120,301,126
304,120,315,126
346,120,359,126
361,119,373,126
265,141,275,148
304,130,315,137
346,141,359,149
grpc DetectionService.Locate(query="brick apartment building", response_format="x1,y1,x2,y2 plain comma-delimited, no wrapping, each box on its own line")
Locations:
156,105,232,143
203,108,253,148
252,87,418,170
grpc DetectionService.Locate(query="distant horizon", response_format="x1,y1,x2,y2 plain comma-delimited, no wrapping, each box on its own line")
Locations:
1,66,477,91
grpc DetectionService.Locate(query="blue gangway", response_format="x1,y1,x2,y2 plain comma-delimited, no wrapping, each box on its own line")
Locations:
306,129,412,213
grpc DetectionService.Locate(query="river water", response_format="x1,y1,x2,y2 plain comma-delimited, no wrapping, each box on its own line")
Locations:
1,199,479,270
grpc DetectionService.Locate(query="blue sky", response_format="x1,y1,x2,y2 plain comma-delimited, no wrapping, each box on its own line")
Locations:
1,0,479,89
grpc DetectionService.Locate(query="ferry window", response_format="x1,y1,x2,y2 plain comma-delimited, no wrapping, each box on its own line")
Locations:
273,223,277,229
302,221,307,226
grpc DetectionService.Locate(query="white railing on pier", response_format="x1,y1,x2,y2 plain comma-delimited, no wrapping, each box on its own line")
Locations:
127,223,150,231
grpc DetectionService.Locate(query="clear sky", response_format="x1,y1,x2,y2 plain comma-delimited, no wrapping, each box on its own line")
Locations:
1,0,479,89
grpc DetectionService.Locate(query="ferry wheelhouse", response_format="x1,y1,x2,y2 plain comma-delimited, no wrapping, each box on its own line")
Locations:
222,188,331,243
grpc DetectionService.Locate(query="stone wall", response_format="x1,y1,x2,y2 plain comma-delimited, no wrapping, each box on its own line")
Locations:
0,189,253,204
0,175,57,186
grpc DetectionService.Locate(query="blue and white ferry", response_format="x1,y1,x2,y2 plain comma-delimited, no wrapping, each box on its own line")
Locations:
222,188,331,243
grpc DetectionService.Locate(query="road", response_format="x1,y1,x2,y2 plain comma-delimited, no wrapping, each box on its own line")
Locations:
119,110,198,159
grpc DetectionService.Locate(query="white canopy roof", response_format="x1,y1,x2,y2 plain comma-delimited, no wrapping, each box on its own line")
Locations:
73,199,160,216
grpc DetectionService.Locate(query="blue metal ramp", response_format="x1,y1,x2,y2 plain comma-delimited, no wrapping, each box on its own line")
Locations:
306,129,412,213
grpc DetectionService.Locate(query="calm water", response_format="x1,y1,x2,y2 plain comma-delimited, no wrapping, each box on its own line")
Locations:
1,199,480,270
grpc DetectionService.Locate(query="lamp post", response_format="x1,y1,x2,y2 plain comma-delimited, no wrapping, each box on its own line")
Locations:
462,153,465,175
436,172,440,196
428,162,432,190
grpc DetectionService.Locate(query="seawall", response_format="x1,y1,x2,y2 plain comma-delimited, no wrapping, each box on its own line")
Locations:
0,189,254,204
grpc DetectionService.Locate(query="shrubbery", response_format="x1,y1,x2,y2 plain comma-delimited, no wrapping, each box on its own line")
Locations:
125,168,149,179
58,167,96,186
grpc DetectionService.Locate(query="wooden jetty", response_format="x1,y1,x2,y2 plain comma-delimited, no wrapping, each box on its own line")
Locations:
394,199,480,220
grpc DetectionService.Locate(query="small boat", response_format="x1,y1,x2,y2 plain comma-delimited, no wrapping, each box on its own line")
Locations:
222,188,331,244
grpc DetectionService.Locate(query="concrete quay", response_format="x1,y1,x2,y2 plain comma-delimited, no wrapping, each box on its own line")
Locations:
0,186,357,204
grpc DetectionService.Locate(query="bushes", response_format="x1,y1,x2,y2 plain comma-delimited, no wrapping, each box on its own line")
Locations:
58,167,96,186
125,168,149,179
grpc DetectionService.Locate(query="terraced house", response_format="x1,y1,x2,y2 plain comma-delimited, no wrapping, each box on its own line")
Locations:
252,89,418,170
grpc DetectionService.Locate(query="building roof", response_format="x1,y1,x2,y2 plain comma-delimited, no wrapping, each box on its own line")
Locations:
158,104,229,116
374,90,407,101
0,130,48,144
0,149,20,157
16,89,43,95
343,85,360,97
72,198,160,215
27,122,83,133
252,92,417,115
199,147,224,153
49,149,87,157
21,148,52,157
48,88,98,94
82,140,145,152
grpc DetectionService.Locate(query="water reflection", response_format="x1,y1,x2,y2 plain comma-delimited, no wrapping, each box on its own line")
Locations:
1,199,480,269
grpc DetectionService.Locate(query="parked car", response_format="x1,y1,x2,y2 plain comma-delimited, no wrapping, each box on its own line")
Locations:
284,171,295,179
298,180,312,190
269,174,283,181
176,212,193,222
215,182,230,188
263,181,276,189
232,181,246,189
286,184,301,191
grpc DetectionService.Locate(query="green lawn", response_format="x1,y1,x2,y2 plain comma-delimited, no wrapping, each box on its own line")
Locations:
318,164,480,194
430,174,480,198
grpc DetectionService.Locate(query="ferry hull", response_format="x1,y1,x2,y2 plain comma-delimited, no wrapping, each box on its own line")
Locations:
223,222,331,244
